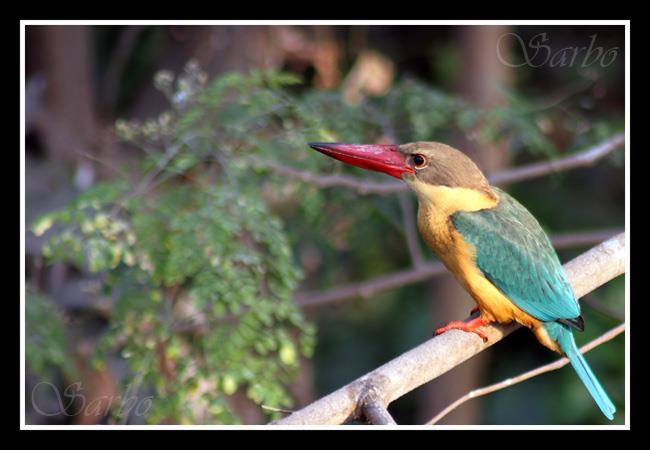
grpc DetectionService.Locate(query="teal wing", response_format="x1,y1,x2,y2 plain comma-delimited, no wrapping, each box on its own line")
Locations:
451,187,580,323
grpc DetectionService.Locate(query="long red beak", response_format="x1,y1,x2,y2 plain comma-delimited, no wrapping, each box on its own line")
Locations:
308,143,414,179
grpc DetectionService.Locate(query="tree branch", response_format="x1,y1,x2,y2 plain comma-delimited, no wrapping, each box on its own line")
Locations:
259,134,624,196
360,390,398,425
426,322,625,425
488,133,625,186
398,192,424,268
273,233,625,425
294,228,623,308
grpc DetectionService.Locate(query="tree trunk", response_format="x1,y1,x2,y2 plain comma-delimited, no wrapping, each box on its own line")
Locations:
34,26,101,166
28,25,121,184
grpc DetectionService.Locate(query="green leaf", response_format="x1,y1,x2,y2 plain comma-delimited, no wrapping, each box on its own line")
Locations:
31,214,54,237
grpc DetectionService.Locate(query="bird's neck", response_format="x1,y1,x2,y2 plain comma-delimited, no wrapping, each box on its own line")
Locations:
409,180,499,218
412,181,499,256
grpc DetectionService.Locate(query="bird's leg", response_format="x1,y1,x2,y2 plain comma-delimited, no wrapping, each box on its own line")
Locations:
434,316,488,342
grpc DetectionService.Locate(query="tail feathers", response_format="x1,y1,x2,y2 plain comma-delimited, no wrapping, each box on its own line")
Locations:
545,322,616,420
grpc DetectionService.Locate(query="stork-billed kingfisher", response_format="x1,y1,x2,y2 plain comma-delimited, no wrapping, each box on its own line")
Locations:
308,141,616,420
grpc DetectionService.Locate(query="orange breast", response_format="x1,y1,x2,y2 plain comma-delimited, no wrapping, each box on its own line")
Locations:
410,183,560,352
417,205,546,332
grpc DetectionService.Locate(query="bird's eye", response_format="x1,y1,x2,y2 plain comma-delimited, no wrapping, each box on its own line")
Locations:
412,154,427,169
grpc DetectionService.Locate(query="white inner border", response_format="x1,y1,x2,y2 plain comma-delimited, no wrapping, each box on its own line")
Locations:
20,19,631,430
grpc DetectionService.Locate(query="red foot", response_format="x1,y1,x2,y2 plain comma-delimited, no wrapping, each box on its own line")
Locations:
434,316,488,342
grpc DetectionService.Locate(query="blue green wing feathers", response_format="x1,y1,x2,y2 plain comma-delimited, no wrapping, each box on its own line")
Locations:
451,187,581,323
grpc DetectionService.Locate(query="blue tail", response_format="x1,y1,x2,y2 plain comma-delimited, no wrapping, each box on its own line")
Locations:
544,322,616,420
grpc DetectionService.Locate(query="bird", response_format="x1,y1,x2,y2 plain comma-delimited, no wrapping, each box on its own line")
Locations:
308,141,616,420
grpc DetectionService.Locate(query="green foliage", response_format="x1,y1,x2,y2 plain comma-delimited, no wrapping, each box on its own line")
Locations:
25,289,75,380
32,60,621,424
35,63,315,424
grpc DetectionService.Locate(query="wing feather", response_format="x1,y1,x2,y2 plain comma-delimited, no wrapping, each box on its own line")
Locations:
451,187,580,323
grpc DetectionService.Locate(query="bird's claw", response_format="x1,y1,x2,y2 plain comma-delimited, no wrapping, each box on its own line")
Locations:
434,318,488,343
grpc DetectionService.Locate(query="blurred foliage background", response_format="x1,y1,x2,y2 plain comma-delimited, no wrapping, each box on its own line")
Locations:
24,24,625,425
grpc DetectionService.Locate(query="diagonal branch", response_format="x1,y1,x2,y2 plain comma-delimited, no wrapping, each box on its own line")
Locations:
426,322,625,425
258,133,624,195
273,233,625,425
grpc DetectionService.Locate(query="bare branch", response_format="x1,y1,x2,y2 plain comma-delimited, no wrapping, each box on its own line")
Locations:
273,233,625,425
360,391,398,425
259,134,624,195
110,135,199,216
426,322,625,425
77,150,128,179
294,229,623,308
488,133,625,186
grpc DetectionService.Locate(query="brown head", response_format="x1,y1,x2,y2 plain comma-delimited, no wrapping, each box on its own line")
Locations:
309,141,498,212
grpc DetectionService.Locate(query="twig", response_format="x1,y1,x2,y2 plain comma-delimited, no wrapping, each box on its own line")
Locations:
426,323,625,425
273,234,625,425
360,391,398,425
259,134,624,196
261,405,296,414
294,229,623,308
77,150,128,179
129,144,181,198
528,76,597,113
109,134,199,216
398,192,424,268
